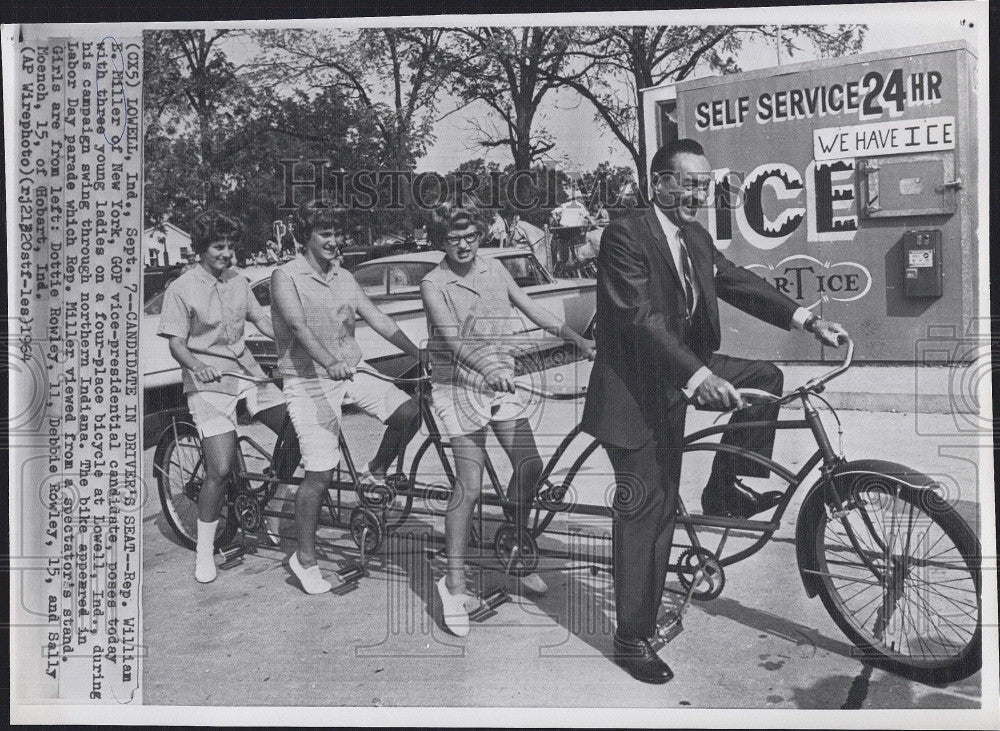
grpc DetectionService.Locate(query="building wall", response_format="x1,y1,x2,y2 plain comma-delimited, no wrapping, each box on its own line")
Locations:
143,225,192,268
655,42,977,362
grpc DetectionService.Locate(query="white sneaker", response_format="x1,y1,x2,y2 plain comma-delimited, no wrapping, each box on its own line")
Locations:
359,468,386,486
289,552,332,595
436,576,471,637
195,552,217,583
519,572,548,595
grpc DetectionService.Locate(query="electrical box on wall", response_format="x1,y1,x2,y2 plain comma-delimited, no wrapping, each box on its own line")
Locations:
859,154,960,218
902,230,943,298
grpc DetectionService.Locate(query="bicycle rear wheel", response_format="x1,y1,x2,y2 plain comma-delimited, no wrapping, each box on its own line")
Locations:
803,474,981,683
153,419,239,550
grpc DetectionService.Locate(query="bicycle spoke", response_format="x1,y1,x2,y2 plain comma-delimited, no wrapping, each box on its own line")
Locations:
905,588,971,651
910,576,980,614
912,589,975,644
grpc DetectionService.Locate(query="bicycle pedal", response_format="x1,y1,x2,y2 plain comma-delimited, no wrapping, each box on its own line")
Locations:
336,565,367,585
217,545,246,570
386,473,410,492
654,611,684,645
469,588,511,622
331,580,361,596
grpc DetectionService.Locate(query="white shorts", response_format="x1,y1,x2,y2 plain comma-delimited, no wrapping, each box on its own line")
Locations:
430,382,533,437
186,380,284,439
283,370,411,472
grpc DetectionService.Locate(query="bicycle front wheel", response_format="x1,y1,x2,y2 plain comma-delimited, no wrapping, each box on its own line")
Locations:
803,474,981,683
153,419,239,550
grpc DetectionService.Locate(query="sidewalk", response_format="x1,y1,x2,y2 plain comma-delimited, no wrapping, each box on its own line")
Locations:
140,405,985,709
779,362,983,414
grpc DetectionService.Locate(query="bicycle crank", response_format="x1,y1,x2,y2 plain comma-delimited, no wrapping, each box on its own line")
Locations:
234,491,263,533
676,547,726,600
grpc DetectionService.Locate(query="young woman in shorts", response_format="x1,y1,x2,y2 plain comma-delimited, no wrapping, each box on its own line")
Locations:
158,210,288,584
271,200,422,595
420,200,596,636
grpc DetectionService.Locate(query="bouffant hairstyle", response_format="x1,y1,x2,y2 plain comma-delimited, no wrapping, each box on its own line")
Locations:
292,199,350,243
425,197,487,249
190,210,243,254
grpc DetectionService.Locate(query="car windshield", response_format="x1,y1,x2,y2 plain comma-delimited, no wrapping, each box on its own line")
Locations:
144,292,165,315
353,261,436,300
251,279,271,307
498,254,551,287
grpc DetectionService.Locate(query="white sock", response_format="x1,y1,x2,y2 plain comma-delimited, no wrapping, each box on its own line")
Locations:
196,519,218,554
195,520,218,583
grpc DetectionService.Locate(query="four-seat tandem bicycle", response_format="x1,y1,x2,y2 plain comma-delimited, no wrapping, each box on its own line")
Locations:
153,338,982,684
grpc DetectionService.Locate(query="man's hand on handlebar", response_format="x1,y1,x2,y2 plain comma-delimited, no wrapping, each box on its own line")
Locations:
578,338,597,361
812,319,849,348
693,374,743,411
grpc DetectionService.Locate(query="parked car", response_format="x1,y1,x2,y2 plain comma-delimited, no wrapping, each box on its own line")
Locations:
142,249,595,446
143,263,187,303
244,247,596,376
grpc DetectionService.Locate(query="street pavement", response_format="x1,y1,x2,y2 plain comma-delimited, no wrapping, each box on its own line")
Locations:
139,361,987,710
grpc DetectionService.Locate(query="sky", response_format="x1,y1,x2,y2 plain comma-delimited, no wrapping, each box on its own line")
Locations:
209,3,983,176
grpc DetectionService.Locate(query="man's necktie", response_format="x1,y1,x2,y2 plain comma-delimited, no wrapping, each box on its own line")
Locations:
677,229,696,319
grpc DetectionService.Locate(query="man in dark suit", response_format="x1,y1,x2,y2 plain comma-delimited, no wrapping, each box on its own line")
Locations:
581,138,847,683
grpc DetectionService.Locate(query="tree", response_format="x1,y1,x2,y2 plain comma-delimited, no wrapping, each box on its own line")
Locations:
438,27,583,173
250,27,448,169
144,29,263,235
144,29,396,250
546,25,866,198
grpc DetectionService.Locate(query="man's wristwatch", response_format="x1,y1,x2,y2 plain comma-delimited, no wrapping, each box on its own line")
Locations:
803,314,820,334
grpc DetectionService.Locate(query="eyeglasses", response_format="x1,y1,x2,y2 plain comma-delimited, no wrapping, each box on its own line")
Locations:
445,231,481,246
653,173,712,195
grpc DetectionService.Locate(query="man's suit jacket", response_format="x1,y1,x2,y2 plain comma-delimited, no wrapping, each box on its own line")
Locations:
581,207,800,449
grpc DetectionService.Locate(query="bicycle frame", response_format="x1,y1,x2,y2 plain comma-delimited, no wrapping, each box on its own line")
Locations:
671,392,844,570
512,381,851,578
396,383,534,532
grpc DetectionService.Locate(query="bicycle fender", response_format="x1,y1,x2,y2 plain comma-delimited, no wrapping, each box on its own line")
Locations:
795,459,940,598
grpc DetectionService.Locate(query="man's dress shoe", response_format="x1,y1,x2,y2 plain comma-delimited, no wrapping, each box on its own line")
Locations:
613,635,674,684
701,477,783,519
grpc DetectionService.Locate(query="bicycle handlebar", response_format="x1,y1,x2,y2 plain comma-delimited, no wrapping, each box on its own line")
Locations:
517,381,588,400
710,335,854,415
217,367,585,400
802,334,854,393
217,365,431,388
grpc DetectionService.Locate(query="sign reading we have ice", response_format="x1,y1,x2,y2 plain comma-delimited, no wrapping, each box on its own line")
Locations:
813,116,956,161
